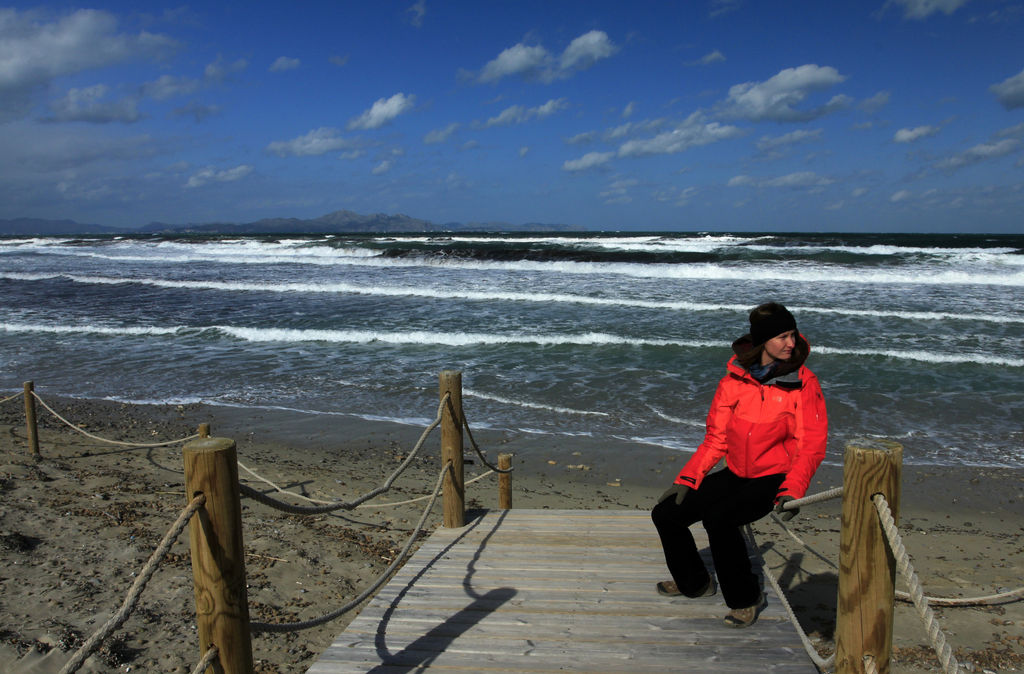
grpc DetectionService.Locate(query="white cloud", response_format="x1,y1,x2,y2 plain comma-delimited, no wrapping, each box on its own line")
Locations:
0,8,176,119
764,172,834,188
728,172,833,188
204,56,248,83
269,56,300,72
267,127,353,156
371,160,392,175
406,0,426,27
885,0,972,19
476,30,617,84
859,90,891,113
997,122,1024,138
894,125,940,143
935,138,1019,169
185,164,253,188
599,178,637,204
723,64,849,122
617,113,744,157
424,122,460,144
483,99,568,127
559,30,618,71
692,50,725,66
347,93,415,130
890,189,912,202
622,102,635,118
534,98,568,117
142,74,199,100
44,84,141,123
329,55,349,67
519,146,529,157
562,151,614,172
756,129,822,152
565,131,596,145
990,67,1024,110
479,43,549,83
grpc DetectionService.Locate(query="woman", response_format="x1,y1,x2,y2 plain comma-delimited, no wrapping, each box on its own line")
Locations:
651,302,827,627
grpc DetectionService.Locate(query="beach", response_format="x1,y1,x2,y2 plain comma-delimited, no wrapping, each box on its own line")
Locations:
1,396,1021,673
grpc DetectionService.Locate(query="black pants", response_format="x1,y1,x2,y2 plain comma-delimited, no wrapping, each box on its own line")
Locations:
651,468,784,609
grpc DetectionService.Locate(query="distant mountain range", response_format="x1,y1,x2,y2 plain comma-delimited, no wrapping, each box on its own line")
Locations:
0,210,584,235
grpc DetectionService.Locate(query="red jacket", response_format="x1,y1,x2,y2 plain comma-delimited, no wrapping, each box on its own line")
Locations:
674,338,828,500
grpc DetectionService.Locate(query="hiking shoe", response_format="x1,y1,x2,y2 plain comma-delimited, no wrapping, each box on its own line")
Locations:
723,592,766,628
656,578,715,597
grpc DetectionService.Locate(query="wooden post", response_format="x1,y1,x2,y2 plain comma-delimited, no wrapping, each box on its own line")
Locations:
498,453,512,509
183,437,254,674
835,438,903,674
23,381,39,458
198,423,211,438
440,370,464,528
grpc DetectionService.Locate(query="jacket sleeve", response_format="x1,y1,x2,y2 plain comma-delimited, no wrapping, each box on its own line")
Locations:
776,370,828,500
674,375,734,489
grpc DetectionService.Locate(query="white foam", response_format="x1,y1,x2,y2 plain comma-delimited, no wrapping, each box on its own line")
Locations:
4,273,1021,324
464,387,609,417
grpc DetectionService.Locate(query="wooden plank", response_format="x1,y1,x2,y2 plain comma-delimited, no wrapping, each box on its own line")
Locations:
306,509,817,673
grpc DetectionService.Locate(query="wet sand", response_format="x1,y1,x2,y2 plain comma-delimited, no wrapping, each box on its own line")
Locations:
1,396,1021,672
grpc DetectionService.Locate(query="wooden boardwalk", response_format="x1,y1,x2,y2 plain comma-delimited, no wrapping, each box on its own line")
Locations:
308,509,817,673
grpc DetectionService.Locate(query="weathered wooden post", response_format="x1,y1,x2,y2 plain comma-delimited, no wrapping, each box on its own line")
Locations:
835,438,903,674
498,453,512,509
198,422,211,438
439,370,465,528
23,381,39,458
183,437,254,674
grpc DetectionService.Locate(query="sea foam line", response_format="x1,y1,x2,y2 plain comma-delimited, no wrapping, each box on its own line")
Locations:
4,273,1022,325
464,387,609,417
11,247,1023,287
4,321,1021,368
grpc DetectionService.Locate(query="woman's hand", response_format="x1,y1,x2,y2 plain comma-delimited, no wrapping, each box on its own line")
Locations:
774,494,798,521
658,484,690,505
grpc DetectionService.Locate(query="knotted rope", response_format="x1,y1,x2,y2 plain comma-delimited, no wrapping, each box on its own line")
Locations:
873,493,965,674
59,495,206,674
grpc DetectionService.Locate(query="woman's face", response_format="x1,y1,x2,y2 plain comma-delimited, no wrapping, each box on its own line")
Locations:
761,330,796,365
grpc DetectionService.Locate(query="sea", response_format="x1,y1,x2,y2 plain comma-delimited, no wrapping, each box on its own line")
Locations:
1,232,1021,468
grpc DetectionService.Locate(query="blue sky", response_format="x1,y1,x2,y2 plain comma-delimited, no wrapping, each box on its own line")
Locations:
1,1,1023,232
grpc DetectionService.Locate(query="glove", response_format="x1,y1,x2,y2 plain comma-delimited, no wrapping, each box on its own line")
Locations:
658,484,690,505
774,495,798,522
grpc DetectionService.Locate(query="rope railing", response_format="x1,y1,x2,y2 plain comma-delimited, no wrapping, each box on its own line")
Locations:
237,393,449,515
0,389,24,405
58,494,207,674
770,510,1024,607
746,522,837,671
250,461,452,633
190,646,219,674
238,457,496,508
458,402,512,474
758,481,1024,673
873,493,964,674
31,391,200,448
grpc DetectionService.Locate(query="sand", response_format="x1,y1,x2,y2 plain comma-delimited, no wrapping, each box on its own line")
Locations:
1,395,1021,673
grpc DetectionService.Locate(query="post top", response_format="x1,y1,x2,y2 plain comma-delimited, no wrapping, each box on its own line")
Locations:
183,437,237,453
845,437,904,453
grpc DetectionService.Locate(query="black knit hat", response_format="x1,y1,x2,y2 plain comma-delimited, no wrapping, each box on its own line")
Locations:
750,303,797,346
